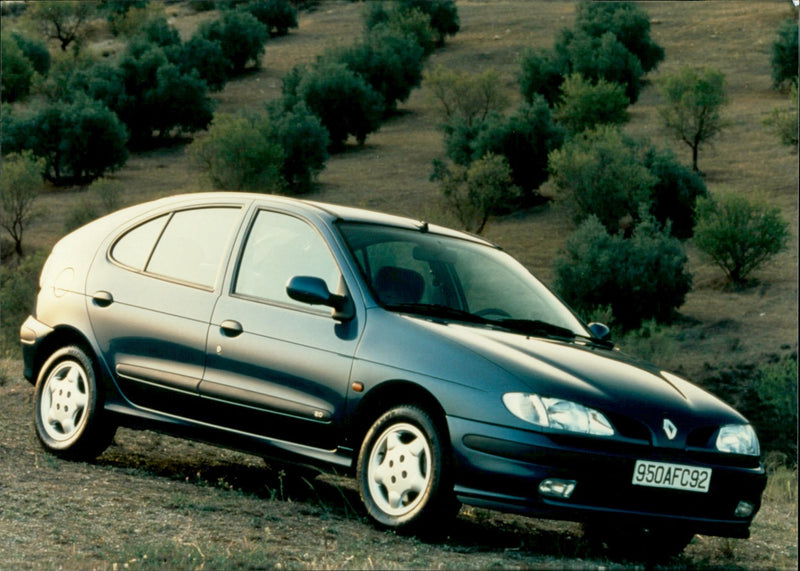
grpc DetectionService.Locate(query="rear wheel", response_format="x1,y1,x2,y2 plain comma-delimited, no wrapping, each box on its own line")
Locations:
356,405,458,531
34,345,116,460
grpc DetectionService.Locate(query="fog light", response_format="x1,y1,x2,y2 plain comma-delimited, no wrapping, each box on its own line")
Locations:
539,478,576,499
734,501,755,518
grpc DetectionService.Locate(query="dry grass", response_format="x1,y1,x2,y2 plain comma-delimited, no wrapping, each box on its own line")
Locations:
2,1,798,569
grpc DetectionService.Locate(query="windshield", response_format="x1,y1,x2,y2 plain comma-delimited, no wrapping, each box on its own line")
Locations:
338,223,589,338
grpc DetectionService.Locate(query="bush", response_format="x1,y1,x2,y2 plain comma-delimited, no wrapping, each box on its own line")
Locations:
548,126,655,234
432,153,520,234
557,29,644,104
64,196,100,234
282,61,384,151
0,251,47,355
190,111,285,192
470,98,565,205
694,193,790,286
554,214,691,330
771,18,798,90
9,31,51,76
243,0,298,37
169,36,229,92
426,65,510,126
763,83,799,148
573,1,664,73
518,47,569,106
554,73,629,135
640,144,707,239
700,354,798,464
0,151,44,257
267,102,329,194
77,40,215,148
1,32,34,103
329,25,425,115
397,0,459,47
363,1,436,56
2,97,129,186
197,10,268,75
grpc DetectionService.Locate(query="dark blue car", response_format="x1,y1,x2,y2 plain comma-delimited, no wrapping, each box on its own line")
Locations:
21,192,765,559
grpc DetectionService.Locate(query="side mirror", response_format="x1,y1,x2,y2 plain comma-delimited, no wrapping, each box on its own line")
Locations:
286,276,354,321
587,322,611,341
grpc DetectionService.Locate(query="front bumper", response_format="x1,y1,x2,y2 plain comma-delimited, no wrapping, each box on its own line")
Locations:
447,416,767,538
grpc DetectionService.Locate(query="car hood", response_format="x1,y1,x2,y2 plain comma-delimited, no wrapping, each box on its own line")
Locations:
408,317,747,428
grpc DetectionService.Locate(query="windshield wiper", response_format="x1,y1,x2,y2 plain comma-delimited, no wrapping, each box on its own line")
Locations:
384,303,492,325
491,318,614,348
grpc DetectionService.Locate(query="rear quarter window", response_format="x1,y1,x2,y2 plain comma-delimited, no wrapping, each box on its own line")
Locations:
111,207,241,289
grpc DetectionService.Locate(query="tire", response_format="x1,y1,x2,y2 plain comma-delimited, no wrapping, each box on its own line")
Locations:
33,345,116,461
583,520,694,561
356,405,458,531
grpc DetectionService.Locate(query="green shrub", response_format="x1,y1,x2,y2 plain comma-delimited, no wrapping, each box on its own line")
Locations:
169,36,229,92
9,31,51,76
329,25,425,115
554,73,629,135
88,177,125,212
640,143,707,239
243,0,298,37
432,153,519,234
190,111,284,192
267,102,329,194
76,40,215,148
548,126,655,234
64,196,99,234
557,29,644,104
518,47,568,107
700,354,798,464
282,61,384,151
0,151,44,257
554,214,691,330
763,83,798,148
0,250,47,356
471,98,565,205
1,32,34,103
197,10,268,75
2,97,129,186
425,65,510,126
771,18,798,89
397,0,459,47
694,193,790,286
573,1,664,73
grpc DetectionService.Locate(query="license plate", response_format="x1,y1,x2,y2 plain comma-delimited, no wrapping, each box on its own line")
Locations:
632,460,711,493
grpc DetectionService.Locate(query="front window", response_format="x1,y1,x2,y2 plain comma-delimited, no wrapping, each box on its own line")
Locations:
338,223,588,338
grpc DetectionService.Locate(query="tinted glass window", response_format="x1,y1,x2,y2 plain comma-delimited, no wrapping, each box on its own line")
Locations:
235,211,340,305
111,215,168,270
146,207,241,288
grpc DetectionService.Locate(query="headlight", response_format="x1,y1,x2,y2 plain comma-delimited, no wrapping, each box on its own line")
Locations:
716,424,760,456
503,393,615,436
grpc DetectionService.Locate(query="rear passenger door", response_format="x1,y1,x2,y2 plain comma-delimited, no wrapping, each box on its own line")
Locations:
86,206,244,415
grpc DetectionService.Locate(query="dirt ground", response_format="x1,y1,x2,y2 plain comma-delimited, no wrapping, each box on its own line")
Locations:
0,363,796,570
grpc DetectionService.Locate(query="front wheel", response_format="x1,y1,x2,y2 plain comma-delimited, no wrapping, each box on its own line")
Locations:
356,405,458,531
34,345,116,460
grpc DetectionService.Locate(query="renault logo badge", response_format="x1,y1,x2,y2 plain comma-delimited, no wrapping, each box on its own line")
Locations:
663,418,678,440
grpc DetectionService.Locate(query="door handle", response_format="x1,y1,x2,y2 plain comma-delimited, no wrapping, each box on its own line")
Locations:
220,319,243,337
92,291,114,307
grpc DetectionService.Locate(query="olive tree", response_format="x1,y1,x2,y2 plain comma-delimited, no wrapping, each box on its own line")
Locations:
0,152,45,257
694,193,790,286
27,1,96,52
658,66,728,172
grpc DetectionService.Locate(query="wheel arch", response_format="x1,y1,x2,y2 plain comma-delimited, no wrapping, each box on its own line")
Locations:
30,326,105,384
345,380,450,464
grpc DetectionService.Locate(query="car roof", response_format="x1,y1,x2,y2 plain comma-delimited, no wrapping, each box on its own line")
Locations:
135,192,497,248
